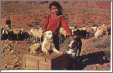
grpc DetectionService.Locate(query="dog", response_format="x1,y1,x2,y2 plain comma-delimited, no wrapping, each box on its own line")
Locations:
66,35,82,58
41,31,60,55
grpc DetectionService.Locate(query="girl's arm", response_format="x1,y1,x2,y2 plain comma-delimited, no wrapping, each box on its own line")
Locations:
60,16,72,36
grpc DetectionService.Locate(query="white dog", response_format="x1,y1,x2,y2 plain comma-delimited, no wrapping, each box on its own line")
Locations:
42,31,60,55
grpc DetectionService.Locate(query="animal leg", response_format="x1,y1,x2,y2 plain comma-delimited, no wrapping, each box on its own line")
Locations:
76,48,81,57
52,43,60,54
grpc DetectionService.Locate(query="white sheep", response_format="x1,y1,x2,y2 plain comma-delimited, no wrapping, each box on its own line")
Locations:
29,27,43,42
12,28,21,34
94,24,108,39
78,27,87,31
1,25,10,35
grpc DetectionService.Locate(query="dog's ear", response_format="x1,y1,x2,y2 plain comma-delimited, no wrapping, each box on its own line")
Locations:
43,31,47,38
43,32,46,38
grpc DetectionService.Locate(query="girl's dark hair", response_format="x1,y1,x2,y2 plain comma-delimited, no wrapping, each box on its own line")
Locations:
49,1,63,15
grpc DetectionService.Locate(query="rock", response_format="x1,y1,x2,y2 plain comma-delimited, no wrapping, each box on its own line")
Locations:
10,49,14,54
4,64,8,68
7,65,14,69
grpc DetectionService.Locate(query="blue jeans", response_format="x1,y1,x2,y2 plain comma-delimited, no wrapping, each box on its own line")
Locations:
53,33,65,50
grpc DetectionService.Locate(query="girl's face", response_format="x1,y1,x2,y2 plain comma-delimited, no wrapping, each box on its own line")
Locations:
50,5,58,15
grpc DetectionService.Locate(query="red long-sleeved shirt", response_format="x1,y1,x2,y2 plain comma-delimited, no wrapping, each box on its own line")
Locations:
43,15,72,36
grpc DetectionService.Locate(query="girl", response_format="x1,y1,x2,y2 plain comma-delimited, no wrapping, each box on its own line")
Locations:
42,1,72,50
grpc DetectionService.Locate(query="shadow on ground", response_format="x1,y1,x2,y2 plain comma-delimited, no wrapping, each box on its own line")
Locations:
52,51,110,70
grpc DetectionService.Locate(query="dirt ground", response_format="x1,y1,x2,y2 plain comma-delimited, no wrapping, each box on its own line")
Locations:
0,0,111,70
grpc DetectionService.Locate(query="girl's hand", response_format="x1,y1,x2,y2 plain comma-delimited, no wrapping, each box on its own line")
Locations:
66,32,72,37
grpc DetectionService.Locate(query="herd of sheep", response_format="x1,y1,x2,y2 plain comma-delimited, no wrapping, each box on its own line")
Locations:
0,23,111,57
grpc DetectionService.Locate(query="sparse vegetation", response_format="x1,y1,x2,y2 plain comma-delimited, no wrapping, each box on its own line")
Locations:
0,0,111,70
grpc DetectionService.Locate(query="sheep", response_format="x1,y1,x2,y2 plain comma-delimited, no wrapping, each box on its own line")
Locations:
29,43,41,55
1,26,12,40
1,25,9,35
78,26,97,33
29,27,43,42
1,27,30,40
12,28,21,40
1,27,20,40
12,28,20,34
94,24,108,39
1,27,8,40
78,27,87,31
41,31,60,55
75,26,98,38
90,26,98,32
94,28,103,39
18,29,30,41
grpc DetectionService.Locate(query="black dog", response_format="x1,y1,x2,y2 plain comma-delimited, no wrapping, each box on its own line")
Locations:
66,30,83,57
